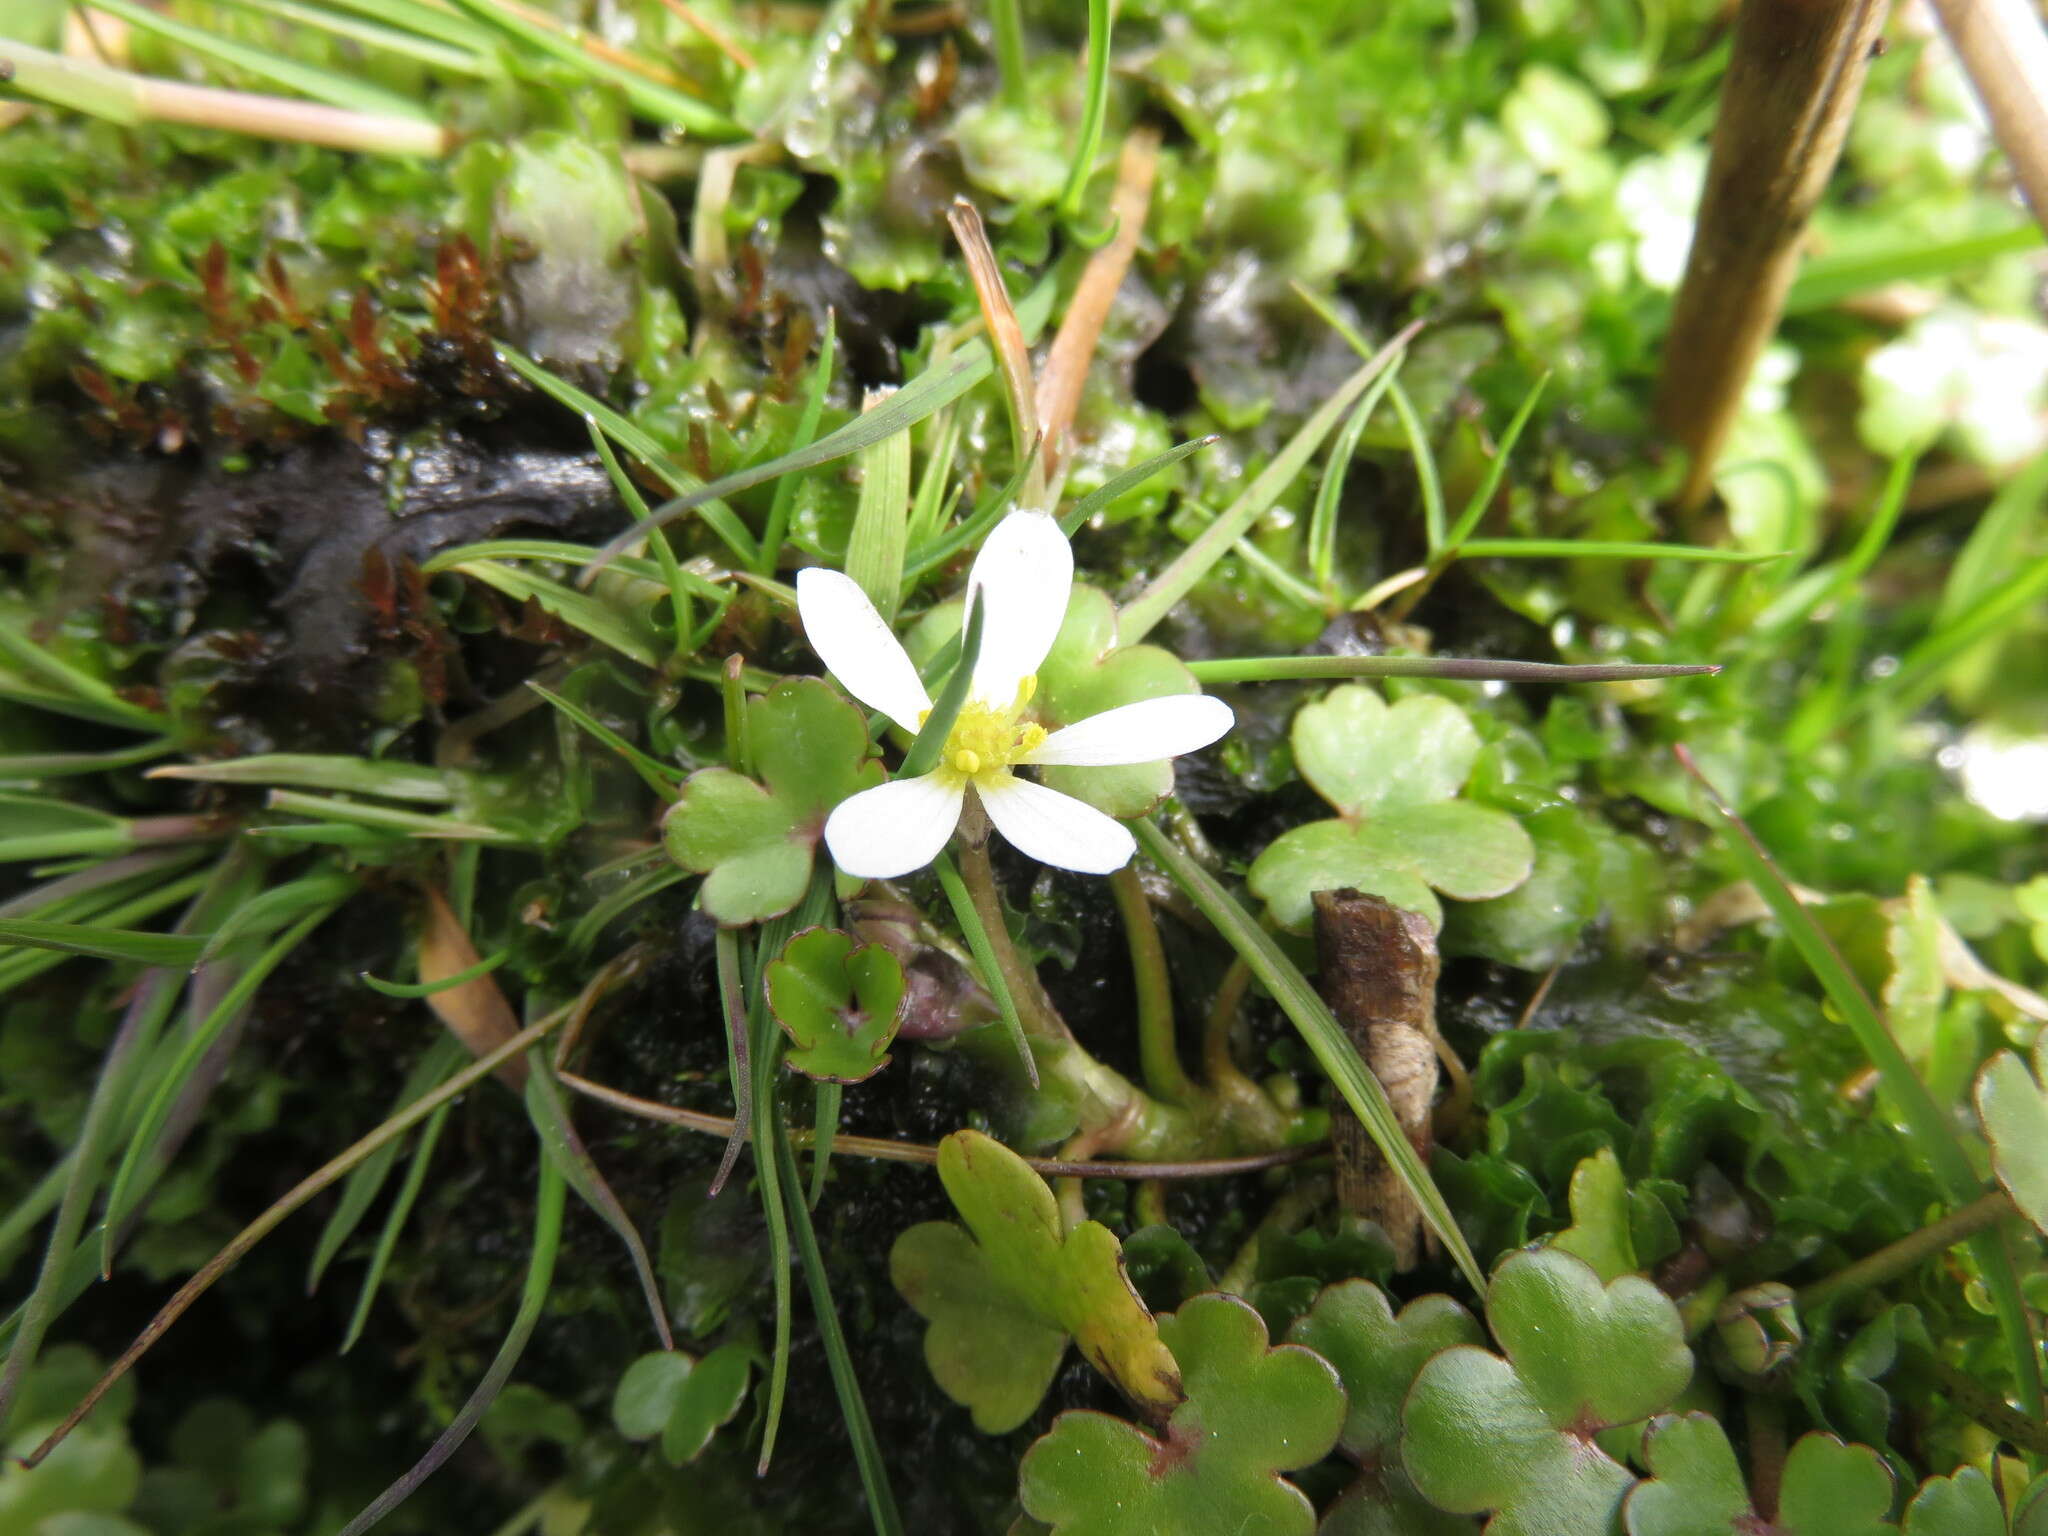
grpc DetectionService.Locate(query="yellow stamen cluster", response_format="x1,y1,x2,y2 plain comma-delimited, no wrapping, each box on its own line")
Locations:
942,677,1045,780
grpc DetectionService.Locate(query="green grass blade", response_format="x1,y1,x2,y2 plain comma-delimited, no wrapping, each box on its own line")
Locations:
0,919,206,969
1387,377,1447,554
1054,0,1112,222
1309,378,1393,588
361,950,509,998
1785,222,2045,314
760,313,838,572
527,683,683,800
771,1098,905,1536
440,0,740,139
211,0,494,74
845,399,913,624
310,0,499,53
897,599,986,780
1186,655,1720,685
1674,747,2041,1413
807,1082,841,1208
439,557,664,670
524,1054,674,1350
340,1095,453,1353
0,741,176,779
1120,320,1421,643
82,0,434,121
906,406,963,550
933,851,1036,1088
1869,552,2048,715
0,39,147,123
100,903,346,1263
1451,538,1784,563
584,344,998,582
565,864,688,956
309,1035,466,1294
494,345,758,568
333,1151,565,1536
264,789,525,843
900,440,1040,587
149,753,452,801
588,421,696,664
0,621,165,733
1058,435,1221,538
1940,445,2048,626
1131,819,1485,1294
195,866,360,967
711,927,753,1198
1442,373,1548,552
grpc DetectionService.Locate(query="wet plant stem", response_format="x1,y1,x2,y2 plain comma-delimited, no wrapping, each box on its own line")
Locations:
1203,957,1252,1085
1747,1393,1788,1520
1219,1175,1331,1295
988,0,1027,104
1797,1190,2019,1311
1110,865,1201,1107
954,833,1065,1042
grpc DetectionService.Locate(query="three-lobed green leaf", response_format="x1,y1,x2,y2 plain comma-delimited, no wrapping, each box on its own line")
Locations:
662,678,883,925
764,927,905,1083
1249,686,1534,932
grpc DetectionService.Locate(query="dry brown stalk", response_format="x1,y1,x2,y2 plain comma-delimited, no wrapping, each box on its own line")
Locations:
1655,0,1889,515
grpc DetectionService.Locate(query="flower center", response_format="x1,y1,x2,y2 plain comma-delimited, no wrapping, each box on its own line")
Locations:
941,676,1045,779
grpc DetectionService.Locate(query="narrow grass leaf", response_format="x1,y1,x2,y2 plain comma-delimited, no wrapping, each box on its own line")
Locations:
82,0,434,121
933,851,1036,1088
582,345,996,581
341,1096,453,1353
1309,377,1394,587
100,904,344,1263
1786,222,2045,313
495,345,758,567
1940,446,2048,626
0,622,165,733
1871,552,2048,714
948,202,1039,478
760,312,837,572
901,437,1039,586
1442,373,1548,552
196,866,360,967
443,558,662,667
1132,819,1484,1293
0,919,206,969
1054,0,1112,225
588,421,695,662
845,395,914,624
907,407,963,549
897,599,985,780
808,1082,842,1208
528,683,683,800
0,741,176,779
1120,320,1422,642
710,928,752,1198
439,0,739,138
20,1005,570,1467
564,864,688,956
1058,435,1220,538
1674,746,2042,1414
1388,378,1448,554
150,753,452,802
212,0,494,74
1451,538,1784,563
309,1036,466,1294
265,789,524,843
360,950,509,998
334,1153,565,1536
1185,655,1720,685
524,1055,674,1349
771,1100,906,1536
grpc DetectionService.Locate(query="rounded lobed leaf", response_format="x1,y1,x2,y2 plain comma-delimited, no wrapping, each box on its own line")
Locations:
1248,820,1443,935
1286,1279,1484,1461
1622,1413,1751,1536
1486,1247,1692,1433
1774,1433,1896,1536
1904,1466,2005,1536
611,1351,693,1442
1291,686,1481,820
765,926,906,1083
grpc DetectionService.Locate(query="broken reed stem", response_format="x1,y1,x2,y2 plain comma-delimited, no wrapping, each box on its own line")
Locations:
558,1068,1324,1179
947,199,1041,501
1927,0,2048,230
1655,0,1888,516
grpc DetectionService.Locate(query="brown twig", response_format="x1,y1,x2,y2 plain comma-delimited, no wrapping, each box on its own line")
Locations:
1927,0,2048,229
655,0,759,69
557,1069,1325,1180
1034,128,1160,497
1655,0,1888,515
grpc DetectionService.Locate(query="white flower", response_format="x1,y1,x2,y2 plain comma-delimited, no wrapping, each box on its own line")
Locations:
796,510,1234,879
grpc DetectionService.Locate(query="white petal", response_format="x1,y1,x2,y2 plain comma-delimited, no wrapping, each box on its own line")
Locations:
823,773,964,879
977,774,1135,875
796,568,931,731
1021,694,1235,768
964,510,1073,706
